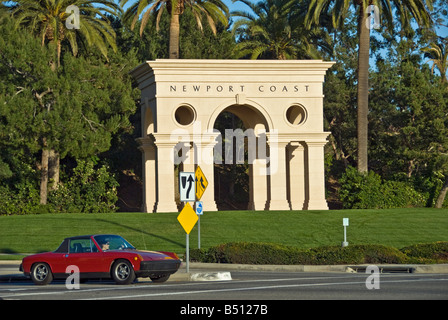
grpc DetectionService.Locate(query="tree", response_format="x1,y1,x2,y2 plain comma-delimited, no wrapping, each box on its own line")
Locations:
6,0,121,203
9,0,120,68
232,0,330,60
369,38,448,208
120,0,229,59
422,36,448,83
180,8,236,59
0,17,137,206
305,0,434,173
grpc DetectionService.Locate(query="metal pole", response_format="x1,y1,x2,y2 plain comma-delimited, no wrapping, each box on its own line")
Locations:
186,233,189,273
198,215,201,249
344,226,347,243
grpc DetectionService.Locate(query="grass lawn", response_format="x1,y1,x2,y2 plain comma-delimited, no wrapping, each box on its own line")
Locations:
0,208,447,259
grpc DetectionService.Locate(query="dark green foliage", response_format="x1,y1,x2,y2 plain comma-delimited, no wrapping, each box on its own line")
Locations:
339,167,426,209
190,241,447,265
0,15,137,213
48,159,119,213
400,242,448,263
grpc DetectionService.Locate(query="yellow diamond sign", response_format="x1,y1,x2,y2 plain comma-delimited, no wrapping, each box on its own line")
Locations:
177,202,198,234
195,166,208,200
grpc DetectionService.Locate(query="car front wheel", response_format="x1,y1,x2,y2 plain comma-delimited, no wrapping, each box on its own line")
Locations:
31,262,53,285
150,274,170,283
111,259,135,285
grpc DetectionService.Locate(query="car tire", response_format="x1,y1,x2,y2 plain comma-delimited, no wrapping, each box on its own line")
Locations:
111,259,135,285
31,262,53,285
150,274,170,283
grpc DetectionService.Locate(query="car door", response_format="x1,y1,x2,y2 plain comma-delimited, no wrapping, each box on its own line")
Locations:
65,238,105,275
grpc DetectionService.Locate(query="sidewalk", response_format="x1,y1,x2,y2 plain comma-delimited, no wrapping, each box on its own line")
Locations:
1,260,448,283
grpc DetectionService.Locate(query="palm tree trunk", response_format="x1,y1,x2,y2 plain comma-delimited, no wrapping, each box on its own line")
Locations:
169,12,180,59
356,3,370,173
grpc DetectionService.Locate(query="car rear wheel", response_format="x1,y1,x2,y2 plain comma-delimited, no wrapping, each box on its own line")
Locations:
111,259,135,285
31,262,53,285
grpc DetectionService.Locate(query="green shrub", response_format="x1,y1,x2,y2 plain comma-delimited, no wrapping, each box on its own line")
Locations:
48,159,119,213
400,242,448,263
339,166,426,209
0,182,41,215
0,159,119,215
191,242,303,265
191,242,311,265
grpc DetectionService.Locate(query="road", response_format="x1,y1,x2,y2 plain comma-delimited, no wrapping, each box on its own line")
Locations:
1,271,447,302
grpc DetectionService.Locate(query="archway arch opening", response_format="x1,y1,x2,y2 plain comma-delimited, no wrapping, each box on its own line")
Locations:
212,104,270,211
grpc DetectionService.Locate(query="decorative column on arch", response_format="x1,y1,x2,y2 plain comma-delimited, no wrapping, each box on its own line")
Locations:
248,158,268,210
152,134,179,213
137,136,156,213
266,133,291,210
287,142,306,210
248,131,269,211
304,139,329,210
194,132,219,212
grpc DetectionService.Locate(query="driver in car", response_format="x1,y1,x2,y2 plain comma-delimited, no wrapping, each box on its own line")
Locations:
100,240,110,251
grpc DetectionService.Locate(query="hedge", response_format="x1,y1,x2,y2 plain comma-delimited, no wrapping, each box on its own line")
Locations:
189,241,448,265
400,242,448,263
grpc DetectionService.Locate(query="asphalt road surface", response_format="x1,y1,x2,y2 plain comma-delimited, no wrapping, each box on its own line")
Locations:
1,271,447,303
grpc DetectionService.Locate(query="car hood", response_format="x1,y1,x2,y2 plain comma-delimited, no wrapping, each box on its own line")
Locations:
109,249,179,261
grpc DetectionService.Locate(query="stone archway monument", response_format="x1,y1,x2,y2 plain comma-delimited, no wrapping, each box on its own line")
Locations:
130,59,334,213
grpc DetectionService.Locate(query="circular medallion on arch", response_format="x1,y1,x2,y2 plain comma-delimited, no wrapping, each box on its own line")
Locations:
285,104,307,126
174,104,196,127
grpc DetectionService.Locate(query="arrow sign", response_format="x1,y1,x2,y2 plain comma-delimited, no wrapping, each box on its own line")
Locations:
179,172,195,202
186,175,194,199
195,166,208,200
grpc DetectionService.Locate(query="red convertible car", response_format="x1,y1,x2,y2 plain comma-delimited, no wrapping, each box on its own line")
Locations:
20,234,182,285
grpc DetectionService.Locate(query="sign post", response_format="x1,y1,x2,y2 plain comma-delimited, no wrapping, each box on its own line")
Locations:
177,167,208,271
195,201,203,248
195,166,208,249
177,201,198,273
342,218,349,247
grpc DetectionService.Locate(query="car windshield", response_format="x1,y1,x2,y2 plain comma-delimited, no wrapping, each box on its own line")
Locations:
94,235,135,251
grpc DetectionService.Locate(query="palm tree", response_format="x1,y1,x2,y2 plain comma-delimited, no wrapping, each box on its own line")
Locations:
10,0,120,68
120,0,229,59
305,0,433,173
422,36,448,83
232,0,329,60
